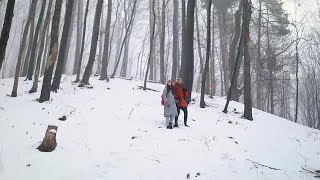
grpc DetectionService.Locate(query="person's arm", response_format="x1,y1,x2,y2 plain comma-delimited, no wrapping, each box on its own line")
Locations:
162,87,169,105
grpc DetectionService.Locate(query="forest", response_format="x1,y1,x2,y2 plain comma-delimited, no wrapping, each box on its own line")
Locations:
0,0,319,129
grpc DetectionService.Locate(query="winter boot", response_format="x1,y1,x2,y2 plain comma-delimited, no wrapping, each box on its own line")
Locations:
167,122,173,129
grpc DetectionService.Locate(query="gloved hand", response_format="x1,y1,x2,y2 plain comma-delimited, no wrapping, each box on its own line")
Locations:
165,102,170,107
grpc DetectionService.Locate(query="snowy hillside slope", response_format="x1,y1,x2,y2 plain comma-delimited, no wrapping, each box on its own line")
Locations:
0,76,319,180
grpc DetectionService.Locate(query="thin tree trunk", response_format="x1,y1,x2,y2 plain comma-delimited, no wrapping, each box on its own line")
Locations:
73,0,83,75
243,0,253,120
0,0,15,72
11,0,38,97
51,0,75,92
110,0,138,79
26,0,47,80
96,10,104,75
294,30,299,123
29,0,53,93
63,1,77,74
256,0,262,109
99,0,112,80
171,0,178,81
148,0,155,81
181,0,196,103
200,0,212,108
180,0,186,77
210,5,216,98
75,0,89,83
229,1,243,102
143,0,156,90
39,0,63,102
159,0,166,84
80,0,104,85
41,20,51,76
22,0,38,77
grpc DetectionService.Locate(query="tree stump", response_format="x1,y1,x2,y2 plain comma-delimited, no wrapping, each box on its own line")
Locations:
38,125,58,152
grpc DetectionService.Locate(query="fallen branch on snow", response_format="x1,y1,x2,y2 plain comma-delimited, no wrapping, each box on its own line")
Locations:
301,167,320,176
137,86,160,92
246,159,281,171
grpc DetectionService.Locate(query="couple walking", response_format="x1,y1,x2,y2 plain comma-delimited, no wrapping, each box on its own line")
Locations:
162,78,189,129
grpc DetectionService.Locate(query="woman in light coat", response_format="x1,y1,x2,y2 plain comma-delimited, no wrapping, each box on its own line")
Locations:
162,80,178,129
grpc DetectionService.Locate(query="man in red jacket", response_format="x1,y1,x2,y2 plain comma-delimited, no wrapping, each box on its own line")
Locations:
173,77,189,127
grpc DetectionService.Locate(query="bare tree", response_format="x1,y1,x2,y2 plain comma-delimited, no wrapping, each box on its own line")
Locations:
80,0,104,85
51,0,75,92
11,0,38,97
171,0,179,81
29,0,53,93
159,0,166,84
26,0,47,80
110,0,138,79
242,0,253,120
73,0,83,75
39,0,63,103
75,0,90,83
0,0,15,72
200,0,212,108
143,0,156,90
181,0,196,103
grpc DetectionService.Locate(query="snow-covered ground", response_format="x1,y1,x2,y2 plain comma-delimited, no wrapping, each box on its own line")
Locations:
0,76,319,180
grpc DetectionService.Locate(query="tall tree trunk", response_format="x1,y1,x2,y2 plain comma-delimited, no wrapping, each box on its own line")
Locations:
39,0,63,103
63,1,77,74
143,0,156,90
73,0,83,75
159,0,166,84
29,0,53,93
11,0,38,97
243,0,253,120
41,20,51,76
210,5,216,97
0,0,15,72
96,11,104,75
294,30,299,123
22,0,38,77
80,0,103,85
171,0,179,81
181,0,196,103
51,0,75,92
75,0,90,82
180,0,186,77
256,0,262,109
200,0,212,108
229,1,243,102
26,0,47,80
148,0,155,81
217,8,229,95
99,0,112,80
110,0,137,79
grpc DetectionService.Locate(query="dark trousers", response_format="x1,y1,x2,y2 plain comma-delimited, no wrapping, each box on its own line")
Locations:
175,106,188,125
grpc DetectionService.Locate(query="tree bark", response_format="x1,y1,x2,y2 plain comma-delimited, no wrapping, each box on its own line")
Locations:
171,0,179,81
80,0,103,85
148,0,155,81
210,5,216,98
159,0,166,84
75,0,90,82
243,0,253,120
229,1,243,102
143,0,156,90
181,0,196,103
200,0,212,108
29,0,53,93
51,0,75,92
22,0,38,77
38,0,63,103
26,0,47,80
11,0,38,97
38,125,58,152
256,0,262,109
73,0,83,75
99,0,112,80
0,0,15,72
180,0,186,77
